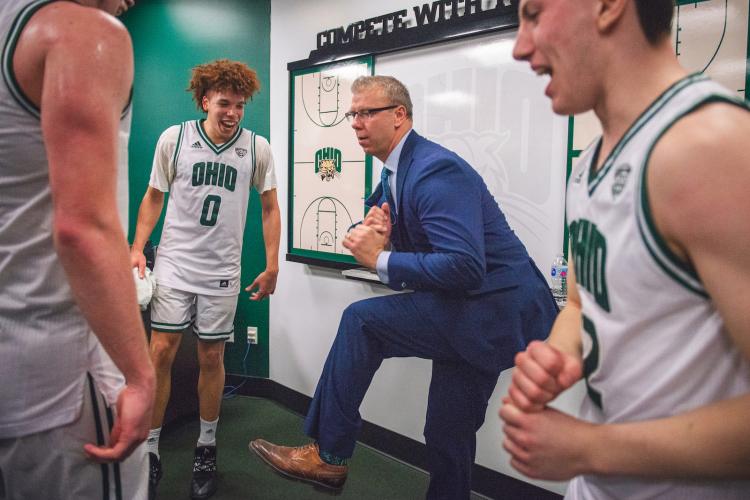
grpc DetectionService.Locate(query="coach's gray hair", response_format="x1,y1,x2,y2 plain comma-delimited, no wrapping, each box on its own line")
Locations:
351,75,413,118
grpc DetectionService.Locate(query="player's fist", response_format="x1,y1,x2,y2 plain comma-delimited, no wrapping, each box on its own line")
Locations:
130,249,147,279
505,341,582,412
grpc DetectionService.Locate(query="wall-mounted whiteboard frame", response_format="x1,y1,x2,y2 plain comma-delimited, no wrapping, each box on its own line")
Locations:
285,0,568,275
287,57,374,268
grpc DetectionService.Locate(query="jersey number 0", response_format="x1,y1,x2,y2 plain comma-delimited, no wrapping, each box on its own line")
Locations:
200,195,222,226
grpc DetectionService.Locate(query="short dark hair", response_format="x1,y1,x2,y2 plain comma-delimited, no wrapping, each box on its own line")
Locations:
351,75,413,118
634,0,674,44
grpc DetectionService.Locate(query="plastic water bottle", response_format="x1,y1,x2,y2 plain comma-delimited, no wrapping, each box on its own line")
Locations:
550,253,568,307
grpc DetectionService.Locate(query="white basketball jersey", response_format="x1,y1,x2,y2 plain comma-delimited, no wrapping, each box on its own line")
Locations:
565,74,750,499
151,120,276,296
0,0,130,437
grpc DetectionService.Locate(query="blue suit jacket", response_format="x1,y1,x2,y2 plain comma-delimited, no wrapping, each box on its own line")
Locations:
364,131,556,373
367,131,535,295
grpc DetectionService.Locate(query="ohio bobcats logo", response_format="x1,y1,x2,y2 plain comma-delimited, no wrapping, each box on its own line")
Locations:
235,147,248,158
315,147,342,182
612,164,631,198
319,159,336,179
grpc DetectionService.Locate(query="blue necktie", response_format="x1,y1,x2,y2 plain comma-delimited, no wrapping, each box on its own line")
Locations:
380,167,396,224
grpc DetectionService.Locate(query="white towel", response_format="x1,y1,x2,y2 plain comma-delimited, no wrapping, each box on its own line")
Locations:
132,267,155,310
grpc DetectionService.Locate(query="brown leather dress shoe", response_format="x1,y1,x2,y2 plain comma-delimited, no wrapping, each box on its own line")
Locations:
249,439,348,491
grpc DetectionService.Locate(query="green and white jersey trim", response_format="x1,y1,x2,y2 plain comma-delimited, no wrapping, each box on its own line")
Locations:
587,73,707,195
1,0,52,118
195,119,243,155
171,122,185,169
1,0,133,120
636,94,750,297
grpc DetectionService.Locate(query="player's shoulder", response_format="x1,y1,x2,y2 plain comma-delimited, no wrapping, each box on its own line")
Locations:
165,123,185,134
654,100,750,178
648,100,750,238
676,99,749,136
246,130,271,150
241,127,268,141
20,2,130,69
159,124,183,141
33,2,130,47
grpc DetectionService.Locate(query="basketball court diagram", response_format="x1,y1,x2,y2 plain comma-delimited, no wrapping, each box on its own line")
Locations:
290,59,372,260
571,0,749,151
675,0,747,94
298,196,355,253
300,72,348,127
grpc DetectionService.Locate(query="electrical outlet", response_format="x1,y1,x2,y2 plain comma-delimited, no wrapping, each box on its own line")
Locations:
246,326,258,344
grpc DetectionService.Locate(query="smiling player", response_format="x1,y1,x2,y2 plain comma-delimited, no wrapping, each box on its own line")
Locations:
130,59,280,500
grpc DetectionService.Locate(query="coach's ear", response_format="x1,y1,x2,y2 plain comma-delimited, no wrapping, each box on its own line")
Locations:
595,0,629,35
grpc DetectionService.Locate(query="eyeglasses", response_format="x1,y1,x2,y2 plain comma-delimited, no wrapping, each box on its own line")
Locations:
344,105,399,122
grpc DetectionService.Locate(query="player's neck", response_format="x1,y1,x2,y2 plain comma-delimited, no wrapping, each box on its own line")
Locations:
594,43,687,166
201,119,236,146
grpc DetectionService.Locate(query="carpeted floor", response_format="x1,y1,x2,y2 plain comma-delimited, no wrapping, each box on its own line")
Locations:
155,395,486,499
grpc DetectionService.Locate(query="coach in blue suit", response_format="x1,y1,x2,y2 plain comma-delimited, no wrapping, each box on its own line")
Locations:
251,76,557,499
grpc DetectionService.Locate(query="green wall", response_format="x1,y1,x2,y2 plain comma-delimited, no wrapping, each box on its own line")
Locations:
122,0,271,377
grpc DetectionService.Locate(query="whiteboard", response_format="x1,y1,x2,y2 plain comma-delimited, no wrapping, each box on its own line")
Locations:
375,30,569,278
290,59,372,264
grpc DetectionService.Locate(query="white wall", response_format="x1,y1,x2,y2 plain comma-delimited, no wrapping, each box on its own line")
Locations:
269,0,584,495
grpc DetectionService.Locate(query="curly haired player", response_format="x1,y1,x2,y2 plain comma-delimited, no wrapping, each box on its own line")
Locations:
130,59,280,500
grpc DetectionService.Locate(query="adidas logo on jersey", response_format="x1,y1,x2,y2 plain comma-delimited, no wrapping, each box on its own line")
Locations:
191,141,203,149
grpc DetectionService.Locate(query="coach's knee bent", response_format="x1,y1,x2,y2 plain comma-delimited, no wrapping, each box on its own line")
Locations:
338,300,372,333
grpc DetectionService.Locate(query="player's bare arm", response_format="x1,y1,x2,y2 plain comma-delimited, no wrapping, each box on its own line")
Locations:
500,263,596,480
246,188,280,300
501,403,597,481
545,260,585,358
131,186,166,277
502,382,750,480
504,259,583,412
21,2,154,462
650,103,750,360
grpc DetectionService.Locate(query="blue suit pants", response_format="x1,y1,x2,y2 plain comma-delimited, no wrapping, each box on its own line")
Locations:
303,288,537,499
